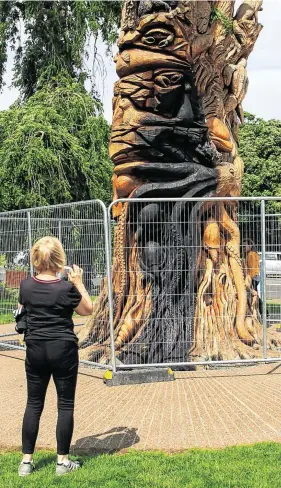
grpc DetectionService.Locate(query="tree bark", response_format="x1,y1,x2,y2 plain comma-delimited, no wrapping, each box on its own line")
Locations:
78,0,281,365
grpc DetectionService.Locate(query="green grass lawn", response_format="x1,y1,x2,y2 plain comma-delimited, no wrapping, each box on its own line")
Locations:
1,443,281,488
0,313,14,325
0,296,96,326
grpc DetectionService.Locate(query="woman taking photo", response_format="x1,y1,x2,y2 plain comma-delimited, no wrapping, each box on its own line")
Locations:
17,236,93,476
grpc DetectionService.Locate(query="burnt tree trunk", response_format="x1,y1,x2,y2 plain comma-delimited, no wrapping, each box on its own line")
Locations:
78,0,280,365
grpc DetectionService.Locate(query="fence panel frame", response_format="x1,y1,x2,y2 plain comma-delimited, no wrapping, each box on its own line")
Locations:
2,196,281,371
108,196,281,370
261,199,268,359
0,199,114,371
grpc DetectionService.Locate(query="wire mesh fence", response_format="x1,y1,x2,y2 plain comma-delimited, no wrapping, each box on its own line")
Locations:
1,197,281,369
0,332,25,351
239,204,281,326
106,198,281,368
0,200,113,366
264,204,281,330
0,201,107,312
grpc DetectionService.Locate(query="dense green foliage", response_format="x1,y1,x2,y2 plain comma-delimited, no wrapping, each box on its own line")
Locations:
0,74,113,209
0,1,121,98
240,113,281,201
0,1,122,211
1,443,281,487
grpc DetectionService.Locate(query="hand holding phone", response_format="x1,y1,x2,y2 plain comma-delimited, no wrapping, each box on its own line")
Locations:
67,265,84,286
60,266,72,281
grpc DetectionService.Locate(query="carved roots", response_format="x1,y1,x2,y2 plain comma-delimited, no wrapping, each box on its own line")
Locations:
193,204,281,361
79,203,281,365
192,257,261,361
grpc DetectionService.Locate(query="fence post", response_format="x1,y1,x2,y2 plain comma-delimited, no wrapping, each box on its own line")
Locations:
27,211,34,276
102,203,116,373
261,199,267,359
58,220,62,242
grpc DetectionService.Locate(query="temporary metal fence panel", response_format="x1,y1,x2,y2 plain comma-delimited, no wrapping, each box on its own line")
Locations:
108,197,281,370
0,208,30,316
0,332,25,351
264,205,281,330
0,200,114,369
1,197,281,371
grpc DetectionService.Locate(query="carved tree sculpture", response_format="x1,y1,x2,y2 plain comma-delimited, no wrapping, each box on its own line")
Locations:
79,0,280,365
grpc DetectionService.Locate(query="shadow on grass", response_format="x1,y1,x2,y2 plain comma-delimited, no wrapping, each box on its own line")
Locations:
72,426,140,455
35,453,57,470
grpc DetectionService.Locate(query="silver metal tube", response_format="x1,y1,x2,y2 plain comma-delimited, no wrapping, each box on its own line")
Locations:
58,220,62,242
0,333,19,338
4,195,281,219
27,211,33,276
109,197,281,207
115,357,281,369
107,202,113,261
0,218,104,222
0,198,108,217
101,202,117,373
1,342,279,369
0,342,25,351
79,359,111,370
261,200,267,359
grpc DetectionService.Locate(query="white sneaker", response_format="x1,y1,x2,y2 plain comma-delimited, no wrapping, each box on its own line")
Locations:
56,459,81,475
18,460,35,476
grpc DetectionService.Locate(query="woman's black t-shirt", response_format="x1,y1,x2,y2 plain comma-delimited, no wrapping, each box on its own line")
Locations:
19,277,82,343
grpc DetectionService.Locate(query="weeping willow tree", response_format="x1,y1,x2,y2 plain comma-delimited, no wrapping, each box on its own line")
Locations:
0,0,121,210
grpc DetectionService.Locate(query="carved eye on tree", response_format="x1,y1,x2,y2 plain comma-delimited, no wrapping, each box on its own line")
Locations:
142,28,174,48
144,36,157,45
158,35,174,48
156,75,170,87
155,72,183,88
171,74,182,84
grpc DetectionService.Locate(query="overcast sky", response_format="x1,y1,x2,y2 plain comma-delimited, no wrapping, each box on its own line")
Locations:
0,0,280,122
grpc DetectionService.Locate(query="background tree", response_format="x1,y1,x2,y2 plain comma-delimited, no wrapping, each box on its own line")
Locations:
238,113,281,254
0,73,113,209
240,113,281,210
0,0,121,211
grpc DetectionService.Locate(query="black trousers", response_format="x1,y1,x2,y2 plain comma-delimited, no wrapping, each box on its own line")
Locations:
22,339,79,455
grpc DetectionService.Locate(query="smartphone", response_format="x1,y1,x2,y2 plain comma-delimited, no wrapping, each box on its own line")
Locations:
60,266,72,281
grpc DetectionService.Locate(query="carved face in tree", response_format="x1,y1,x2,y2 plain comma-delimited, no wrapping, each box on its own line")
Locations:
79,1,270,367
111,0,262,208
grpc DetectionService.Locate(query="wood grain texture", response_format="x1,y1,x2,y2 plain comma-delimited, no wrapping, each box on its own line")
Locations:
78,0,280,365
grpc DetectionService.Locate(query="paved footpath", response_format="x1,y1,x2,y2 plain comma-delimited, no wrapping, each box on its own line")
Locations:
1,344,281,454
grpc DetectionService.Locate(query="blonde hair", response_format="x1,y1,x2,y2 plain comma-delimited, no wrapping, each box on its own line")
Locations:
31,236,66,273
